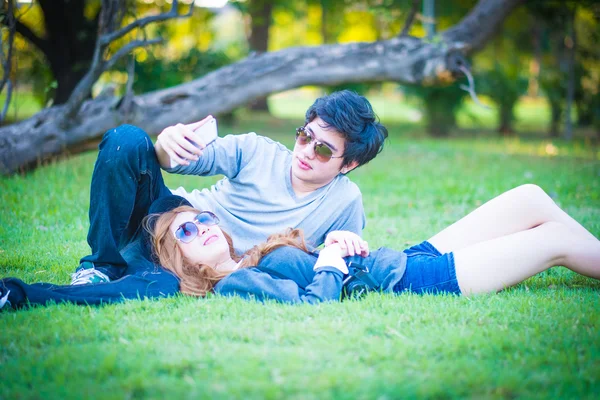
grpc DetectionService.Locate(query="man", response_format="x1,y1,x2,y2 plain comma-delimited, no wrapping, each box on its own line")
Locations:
70,90,388,299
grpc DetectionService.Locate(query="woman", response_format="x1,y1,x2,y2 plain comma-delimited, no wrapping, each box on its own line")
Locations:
0,196,192,309
148,184,600,303
2,184,598,308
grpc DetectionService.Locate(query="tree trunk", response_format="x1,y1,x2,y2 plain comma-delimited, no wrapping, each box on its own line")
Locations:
423,89,459,138
498,103,514,136
576,96,594,127
321,0,329,44
425,100,453,138
0,0,524,175
527,20,542,97
36,0,98,105
51,58,94,105
563,6,576,141
247,1,273,113
549,100,561,138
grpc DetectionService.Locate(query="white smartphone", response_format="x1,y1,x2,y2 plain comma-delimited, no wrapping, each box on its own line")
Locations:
170,118,219,168
194,117,218,146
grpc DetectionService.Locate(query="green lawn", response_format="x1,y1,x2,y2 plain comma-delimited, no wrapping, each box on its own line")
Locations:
0,90,43,124
1,112,599,399
269,88,584,138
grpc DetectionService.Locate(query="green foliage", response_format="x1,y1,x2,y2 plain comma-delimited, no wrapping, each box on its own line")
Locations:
133,48,232,93
324,82,377,97
403,83,467,137
522,2,600,138
573,60,600,130
1,110,599,399
478,63,529,134
2,0,598,145
0,89,43,125
16,45,54,108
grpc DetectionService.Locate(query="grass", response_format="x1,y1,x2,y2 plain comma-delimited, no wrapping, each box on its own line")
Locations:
269,88,588,138
1,106,600,399
0,90,43,124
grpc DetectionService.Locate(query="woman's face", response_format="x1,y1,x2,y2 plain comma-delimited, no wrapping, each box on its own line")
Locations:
169,211,231,269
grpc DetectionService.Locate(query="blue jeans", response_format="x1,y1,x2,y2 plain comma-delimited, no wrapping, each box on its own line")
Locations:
82,125,173,278
2,125,190,308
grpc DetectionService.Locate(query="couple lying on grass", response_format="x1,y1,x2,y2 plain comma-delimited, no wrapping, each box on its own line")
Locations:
1,90,599,309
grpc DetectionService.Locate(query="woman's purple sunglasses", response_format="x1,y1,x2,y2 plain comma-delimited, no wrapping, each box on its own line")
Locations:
174,211,220,243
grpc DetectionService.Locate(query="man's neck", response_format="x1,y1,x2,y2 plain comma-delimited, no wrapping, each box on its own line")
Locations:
290,172,329,198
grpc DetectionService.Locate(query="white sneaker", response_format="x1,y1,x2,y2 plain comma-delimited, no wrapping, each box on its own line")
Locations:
70,268,111,285
0,289,10,309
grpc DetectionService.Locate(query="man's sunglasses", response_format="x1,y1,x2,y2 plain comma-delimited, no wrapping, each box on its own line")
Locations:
295,126,343,163
174,211,220,244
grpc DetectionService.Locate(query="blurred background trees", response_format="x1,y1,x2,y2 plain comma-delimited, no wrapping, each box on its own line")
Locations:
0,0,598,141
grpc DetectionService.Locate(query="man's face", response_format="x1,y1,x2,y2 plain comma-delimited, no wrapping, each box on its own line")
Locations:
291,117,356,189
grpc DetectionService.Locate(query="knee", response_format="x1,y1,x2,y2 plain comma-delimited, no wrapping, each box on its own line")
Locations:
97,125,157,171
516,184,553,206
517,183,545,197
100,125,154,155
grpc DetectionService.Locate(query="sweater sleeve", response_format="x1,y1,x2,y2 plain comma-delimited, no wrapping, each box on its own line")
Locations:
164,132,259,179
215,267,344,304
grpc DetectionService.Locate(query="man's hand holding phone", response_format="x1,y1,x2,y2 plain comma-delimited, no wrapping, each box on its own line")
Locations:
155,115,219,168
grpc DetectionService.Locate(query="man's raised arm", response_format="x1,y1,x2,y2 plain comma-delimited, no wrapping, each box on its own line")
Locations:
154,116,215,169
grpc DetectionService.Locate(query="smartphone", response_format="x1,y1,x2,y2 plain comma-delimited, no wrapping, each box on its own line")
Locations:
194,117,218,146
170,118,219,168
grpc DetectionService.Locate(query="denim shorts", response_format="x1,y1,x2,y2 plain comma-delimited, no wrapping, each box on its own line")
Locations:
393,241,461,295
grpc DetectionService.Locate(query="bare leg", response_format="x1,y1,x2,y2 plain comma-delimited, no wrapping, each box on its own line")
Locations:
429,184,598,254
453,221,600,295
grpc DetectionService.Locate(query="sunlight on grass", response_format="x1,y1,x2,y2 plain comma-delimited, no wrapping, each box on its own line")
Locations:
0,90,43,123
269,88,591,146
1,108,600,399
269,88,429,123
444,136,599,161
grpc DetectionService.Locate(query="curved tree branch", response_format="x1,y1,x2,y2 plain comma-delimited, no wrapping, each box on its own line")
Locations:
12,18,48,54
104,38,163,71
0,0,16,123
399,0,421,37
0,0,524,175
0,0,15,90
62,0,191,121
1,80,12,121
101,0,193,45
119,54,136,120
443,0,524,53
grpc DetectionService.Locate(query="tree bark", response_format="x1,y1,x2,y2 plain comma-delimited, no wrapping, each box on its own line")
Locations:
28,0,99,104
549,101,561,138
499,103,515,136
425,97,456,137
563,6,576,141
442,0,523,53
247,0,273,112
0,0,524,175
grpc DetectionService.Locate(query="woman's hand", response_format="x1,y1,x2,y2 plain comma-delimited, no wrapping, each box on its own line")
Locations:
155,116,214,168
315,243,348,274
324,231,369,258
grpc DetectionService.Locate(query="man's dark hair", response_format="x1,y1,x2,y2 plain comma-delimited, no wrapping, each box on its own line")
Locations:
305,90,388,170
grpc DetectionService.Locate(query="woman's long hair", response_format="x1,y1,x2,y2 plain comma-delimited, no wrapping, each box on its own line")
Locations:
146,206,308,297
241,228,309,268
